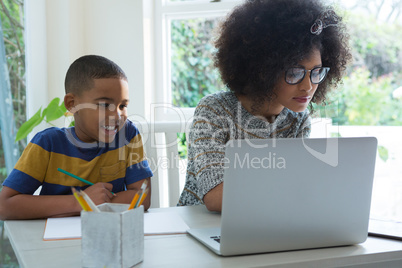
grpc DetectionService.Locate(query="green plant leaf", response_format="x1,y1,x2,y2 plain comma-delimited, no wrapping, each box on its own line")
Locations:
44,98,66,122
15,108,44,142
42,107,48,118
43,97,60,118
47,102,67,122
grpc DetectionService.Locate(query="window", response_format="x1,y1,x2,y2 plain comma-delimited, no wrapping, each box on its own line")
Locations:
0,0,26,183
0,0,26,265
153,0,239,121
152,0,241,202
171,17,223,108
320,0,402,222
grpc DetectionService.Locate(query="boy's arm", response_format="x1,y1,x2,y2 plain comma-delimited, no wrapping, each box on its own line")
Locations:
0,186,81,220
0,183,115,220
110,178,151,211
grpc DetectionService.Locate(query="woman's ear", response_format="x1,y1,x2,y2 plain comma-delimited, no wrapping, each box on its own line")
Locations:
64,93,76,113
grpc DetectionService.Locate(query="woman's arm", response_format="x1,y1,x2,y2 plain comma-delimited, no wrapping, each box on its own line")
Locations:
203,183,223,212
188,97,230,212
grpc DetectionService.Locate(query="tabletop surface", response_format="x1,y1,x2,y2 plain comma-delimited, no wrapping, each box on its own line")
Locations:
5,205,402,268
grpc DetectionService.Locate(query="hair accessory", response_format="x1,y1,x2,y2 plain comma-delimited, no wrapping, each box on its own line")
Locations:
310,10,340,35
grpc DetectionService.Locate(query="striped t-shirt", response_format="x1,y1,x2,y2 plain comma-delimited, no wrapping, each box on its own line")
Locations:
178,91,311,206
3,120,153,195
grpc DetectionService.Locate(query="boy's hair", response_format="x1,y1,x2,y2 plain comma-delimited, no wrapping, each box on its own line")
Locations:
65,55,128,95
214,0,352,111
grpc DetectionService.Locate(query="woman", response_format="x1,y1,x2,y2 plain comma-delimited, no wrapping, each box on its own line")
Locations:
178,0,351,212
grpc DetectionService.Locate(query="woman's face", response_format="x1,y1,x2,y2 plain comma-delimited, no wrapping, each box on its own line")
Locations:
270,48,322,114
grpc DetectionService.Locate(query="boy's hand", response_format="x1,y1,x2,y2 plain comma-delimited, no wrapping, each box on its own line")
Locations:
83,182,114,205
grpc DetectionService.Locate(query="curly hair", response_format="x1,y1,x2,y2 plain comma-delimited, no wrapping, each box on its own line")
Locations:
213,0,351,111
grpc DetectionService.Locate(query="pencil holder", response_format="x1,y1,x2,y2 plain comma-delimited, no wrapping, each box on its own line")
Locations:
81,203,144,268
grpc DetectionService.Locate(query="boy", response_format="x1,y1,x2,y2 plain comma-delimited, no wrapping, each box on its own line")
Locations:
0,55,152,220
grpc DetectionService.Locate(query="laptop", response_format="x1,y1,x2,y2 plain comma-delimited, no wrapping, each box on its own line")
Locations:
187,137,378,256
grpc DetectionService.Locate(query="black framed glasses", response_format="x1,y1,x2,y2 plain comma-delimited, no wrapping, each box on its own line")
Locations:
285,67,330,85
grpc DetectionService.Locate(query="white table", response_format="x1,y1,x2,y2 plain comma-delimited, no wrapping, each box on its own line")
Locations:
5,205,402,267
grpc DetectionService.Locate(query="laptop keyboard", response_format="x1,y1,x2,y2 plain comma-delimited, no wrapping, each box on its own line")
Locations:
210,236,221,243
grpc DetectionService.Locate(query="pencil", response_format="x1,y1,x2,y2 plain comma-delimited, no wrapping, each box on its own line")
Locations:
80,190,101,212
134,181,149,208
58,168,115,195
128,192,141,210
58,168,94,186
71,187,92,212
136,188,149,208
128,180,148,210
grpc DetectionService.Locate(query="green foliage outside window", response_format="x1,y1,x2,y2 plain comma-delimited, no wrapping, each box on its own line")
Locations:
170,10,402,159
0,0,25,184
171,11,402,127
1,1,24,266
171,18,224,108
316,67,402,126
316,11,402,126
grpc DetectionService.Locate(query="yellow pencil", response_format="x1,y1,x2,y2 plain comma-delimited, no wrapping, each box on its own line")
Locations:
136,188,149,208
71,187,92,212
128,181,148,210
80,190,101,212
128,192,141,210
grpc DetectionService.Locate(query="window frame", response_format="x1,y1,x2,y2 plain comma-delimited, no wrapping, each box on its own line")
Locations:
153,0,240,121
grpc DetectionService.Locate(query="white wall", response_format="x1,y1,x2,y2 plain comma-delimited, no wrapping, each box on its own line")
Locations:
25,0,151,132
25,0,48,127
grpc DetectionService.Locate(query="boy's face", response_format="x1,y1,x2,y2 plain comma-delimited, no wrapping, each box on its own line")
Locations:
71,78,129,143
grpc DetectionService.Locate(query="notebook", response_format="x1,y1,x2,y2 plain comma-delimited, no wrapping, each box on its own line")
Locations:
187,137,378,256
43,212,189,240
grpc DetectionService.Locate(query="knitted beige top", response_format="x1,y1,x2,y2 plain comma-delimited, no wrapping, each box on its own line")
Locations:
178,91,311,206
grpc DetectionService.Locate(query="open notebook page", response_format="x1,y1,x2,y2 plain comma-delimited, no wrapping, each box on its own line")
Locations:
43,216,81,241
43,212,189,240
